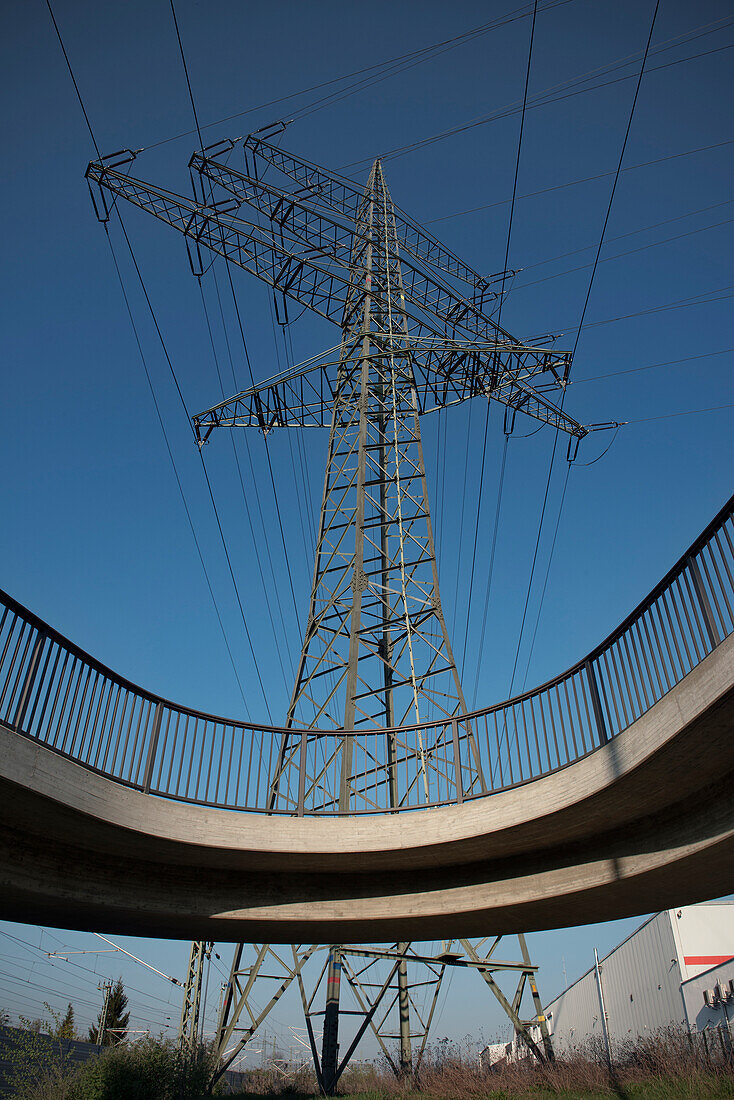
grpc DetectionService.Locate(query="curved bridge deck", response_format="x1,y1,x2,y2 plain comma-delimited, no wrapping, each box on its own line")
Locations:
0,496,732,938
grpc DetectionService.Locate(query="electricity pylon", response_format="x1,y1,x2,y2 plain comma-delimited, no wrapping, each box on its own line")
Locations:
87,127,588,1093
178,940,211,1051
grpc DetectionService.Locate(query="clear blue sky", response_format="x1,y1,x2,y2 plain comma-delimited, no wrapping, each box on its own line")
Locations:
0,0,732,1058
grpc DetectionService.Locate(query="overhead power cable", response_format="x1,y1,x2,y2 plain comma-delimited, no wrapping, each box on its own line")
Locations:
43,0,259,718
518,197,734,272
104,228,250,715
507,0,660,703
511,216,734,295
471,434,510,706
428,137,734,224
341,19,732,171
45,0,100,158
570,0,661,361
519,461,572,692
114,213,271,719
574,347,734,385
198,277,292,693
528,283,734,342
164,7,276,720
141,0,566,151
208,268,296,685
460,0,538,678
169,0,204,149
626,403,734,423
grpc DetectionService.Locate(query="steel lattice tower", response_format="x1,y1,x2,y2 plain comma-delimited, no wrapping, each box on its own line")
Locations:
87,128,589,1093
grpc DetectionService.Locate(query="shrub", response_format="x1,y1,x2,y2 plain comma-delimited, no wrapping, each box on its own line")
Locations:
69,1037,216,1100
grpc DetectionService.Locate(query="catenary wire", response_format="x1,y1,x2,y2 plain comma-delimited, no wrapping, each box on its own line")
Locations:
103,227,250,714
141,0,566,151
573,347,733,384
198,276,292,694
471,433,510,706
508,0,660,704
114,212,272,720
509,216,734,296
169,0,204,149
570,0,661,361
428,137,734,224
45,0,100,158
342,32,731,173
43,2,256,719
460,0,537,679
208,266,297,685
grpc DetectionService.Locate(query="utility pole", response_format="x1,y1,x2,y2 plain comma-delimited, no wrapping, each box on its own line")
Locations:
96,980,112,1048
87,129,590,1094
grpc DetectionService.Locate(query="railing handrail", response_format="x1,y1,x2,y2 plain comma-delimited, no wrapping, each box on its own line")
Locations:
1,492,731,739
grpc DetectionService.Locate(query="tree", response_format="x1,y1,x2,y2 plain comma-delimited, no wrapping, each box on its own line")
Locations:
88,978,130,1045
52,1003,77,1040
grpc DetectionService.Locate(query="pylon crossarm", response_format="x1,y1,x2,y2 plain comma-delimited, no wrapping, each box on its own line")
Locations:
191,345,583,443
88,162,574,409
239,136,510,302
195,151,513,340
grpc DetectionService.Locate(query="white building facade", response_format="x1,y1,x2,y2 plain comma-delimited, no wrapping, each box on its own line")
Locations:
543,902,734,1053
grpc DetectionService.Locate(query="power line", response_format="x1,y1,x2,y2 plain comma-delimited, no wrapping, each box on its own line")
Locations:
169,0,204,149
340,17,732,171
289,0,573,129
626,403,734,423
517,197,734,272
570,0,661,361
104,227,251,714
573,347,734,384
45,0,100,158
141,0,562,151
519,461,572,691
460,0,538,679
428,137,734,224
115,213,271,719
44,0,260,720
208,268,296,688
198,276,292,695
509,215,734,296
471,433,510,706
529,283,734,341
507,0,660,703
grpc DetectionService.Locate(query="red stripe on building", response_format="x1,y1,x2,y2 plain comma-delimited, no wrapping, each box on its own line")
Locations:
684,956,734,967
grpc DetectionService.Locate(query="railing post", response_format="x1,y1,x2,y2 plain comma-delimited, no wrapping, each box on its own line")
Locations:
451,720,463,804
585,660,608,745
688,555,721,648
297,729,307,816
12,630,46,733
143,703,163,793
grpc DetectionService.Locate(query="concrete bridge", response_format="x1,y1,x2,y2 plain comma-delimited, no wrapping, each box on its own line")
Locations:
0,495,732,941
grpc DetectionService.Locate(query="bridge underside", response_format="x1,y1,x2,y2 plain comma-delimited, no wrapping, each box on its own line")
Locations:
1,636,732,941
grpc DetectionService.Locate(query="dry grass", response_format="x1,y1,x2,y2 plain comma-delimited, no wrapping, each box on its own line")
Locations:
219,1026,734,1099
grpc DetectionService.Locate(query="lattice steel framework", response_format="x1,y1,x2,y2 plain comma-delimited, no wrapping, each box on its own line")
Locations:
178,940,211,1051
87,131,587,1092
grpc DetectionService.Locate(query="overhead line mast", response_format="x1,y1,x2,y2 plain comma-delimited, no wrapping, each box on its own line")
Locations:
87,129,589,1092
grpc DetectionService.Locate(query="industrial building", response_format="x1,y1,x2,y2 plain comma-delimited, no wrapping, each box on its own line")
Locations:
543,903,734,1053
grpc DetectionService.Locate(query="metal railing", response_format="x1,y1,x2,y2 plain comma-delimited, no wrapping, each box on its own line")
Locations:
1,494,732,814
